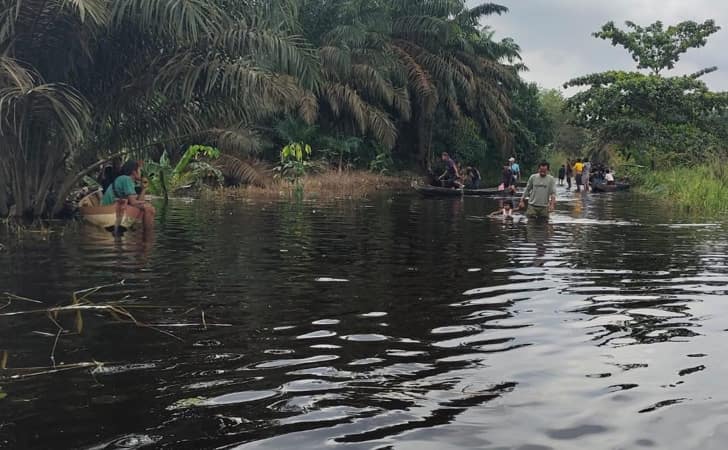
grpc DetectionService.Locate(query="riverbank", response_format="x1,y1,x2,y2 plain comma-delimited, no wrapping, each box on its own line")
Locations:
204,170,415,201
634,164,728,215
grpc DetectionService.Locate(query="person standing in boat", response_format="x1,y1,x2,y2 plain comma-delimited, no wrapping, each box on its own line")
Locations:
438,152,462,188
518,161,557,220
102,160,155,235
509,157,520,184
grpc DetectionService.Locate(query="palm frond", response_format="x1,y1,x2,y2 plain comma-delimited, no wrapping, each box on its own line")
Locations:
0,56,37,89
351,64,395,105
393,15,449,42
392,86,412,121
214,24,320,89
319,45,351,78
63,0,109,26
389,43,438,111
321,82,368,133
216,153,271,187
111,0,223,42
0,83,90,149
298,91,319,125
205,127,264,156
366,105,397,149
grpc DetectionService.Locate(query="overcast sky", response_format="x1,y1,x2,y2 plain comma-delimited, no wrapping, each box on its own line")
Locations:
472,0,728,92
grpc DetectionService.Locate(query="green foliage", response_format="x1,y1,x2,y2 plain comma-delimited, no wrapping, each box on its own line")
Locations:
369,145,395,174
145,145,222,196
278,142,313,182
594,20,721,74
565,19,728,167
510,82,553,167
636,161,728,215
538,89,590,157
448,117,489,167
0,0,539,219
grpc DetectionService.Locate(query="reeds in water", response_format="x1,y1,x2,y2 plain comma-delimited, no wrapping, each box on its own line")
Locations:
636,161,728,215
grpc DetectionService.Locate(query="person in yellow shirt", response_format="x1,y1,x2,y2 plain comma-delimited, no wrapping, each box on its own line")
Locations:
573,158,584,192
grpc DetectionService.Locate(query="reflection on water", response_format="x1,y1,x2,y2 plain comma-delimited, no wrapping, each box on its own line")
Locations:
1,192,728,449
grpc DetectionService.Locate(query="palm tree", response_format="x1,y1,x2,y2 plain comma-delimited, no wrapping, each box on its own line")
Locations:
301,0,522,168
0,0,317,220
388,0,522,166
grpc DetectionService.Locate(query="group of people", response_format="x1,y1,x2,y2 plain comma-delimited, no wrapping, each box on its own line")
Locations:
435,153,522,192
499,157,521,191
489,161,557,220
556,159,616,193
435,152,482,189
433,152,556,220
97,159,155,235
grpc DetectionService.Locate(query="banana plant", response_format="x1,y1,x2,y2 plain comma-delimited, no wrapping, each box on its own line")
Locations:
145,145,223,198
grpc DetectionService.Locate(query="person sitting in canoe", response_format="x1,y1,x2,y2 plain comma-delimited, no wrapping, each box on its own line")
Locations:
438,152,462,188
102,160,155,235
464,166,481,189
605,169,615,185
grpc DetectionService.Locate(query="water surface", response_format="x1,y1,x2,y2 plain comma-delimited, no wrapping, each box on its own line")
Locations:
1,190,727,449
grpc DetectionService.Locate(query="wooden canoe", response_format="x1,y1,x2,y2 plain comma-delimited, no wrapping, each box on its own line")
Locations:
414,185,523,197
78,191,139,231
591,182,630,193
414,185,464,196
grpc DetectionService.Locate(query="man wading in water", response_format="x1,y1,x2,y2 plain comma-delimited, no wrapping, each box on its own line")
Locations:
519,161,556,220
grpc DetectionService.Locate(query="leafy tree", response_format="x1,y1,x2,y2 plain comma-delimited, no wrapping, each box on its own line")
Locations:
509,83,553,168
565,19,728,166
594,20,720,75
539,89,590,157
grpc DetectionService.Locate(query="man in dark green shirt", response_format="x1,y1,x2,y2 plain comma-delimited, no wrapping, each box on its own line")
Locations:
518,161,557,219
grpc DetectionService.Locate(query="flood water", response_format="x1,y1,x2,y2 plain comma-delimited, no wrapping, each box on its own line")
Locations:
2,189,728,449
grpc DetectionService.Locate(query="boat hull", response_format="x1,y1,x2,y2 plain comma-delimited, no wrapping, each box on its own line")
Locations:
78,191,140,231
414,185,522,197
591,182,630,193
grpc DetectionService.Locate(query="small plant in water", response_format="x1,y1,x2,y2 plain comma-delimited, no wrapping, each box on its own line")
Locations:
277,142,313,199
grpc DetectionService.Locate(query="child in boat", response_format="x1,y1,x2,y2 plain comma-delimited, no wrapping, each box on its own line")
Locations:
605,169,615,185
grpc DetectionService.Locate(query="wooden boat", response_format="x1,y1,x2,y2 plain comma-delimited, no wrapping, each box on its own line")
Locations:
414,185,464,196
591,182,630,193
78,190,139,231
414,184,523,197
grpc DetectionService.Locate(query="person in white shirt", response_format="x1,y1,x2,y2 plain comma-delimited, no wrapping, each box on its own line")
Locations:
605,169,615,185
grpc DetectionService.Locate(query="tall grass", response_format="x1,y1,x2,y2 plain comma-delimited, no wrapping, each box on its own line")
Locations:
636,161,728,215
204,170,414,201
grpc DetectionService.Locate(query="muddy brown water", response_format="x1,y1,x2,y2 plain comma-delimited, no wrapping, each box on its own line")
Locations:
1,190,727,449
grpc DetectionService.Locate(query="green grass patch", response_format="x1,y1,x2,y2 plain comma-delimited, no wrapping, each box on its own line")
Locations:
635,163,728,216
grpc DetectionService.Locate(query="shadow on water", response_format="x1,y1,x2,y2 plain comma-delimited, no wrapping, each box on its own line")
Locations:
1,191,728,449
